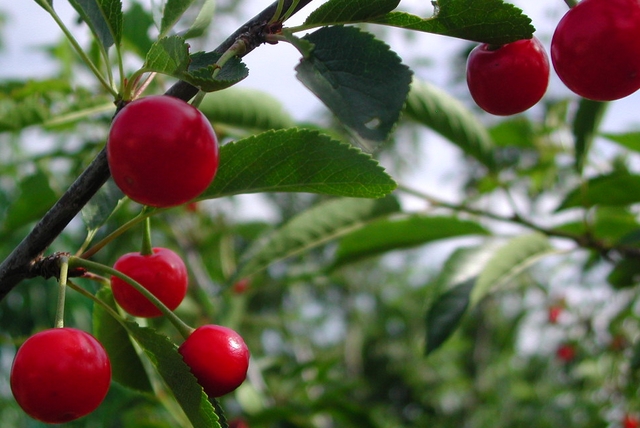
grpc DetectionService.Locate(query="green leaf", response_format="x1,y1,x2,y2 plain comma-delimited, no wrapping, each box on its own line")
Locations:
296,26,412,144
304,0,400,26
3,170,59,231
425,280,474,355
369,0,534,44
235,196,401,279
69,0,123,49
199,87,295,133
471,233,555,305
180,0,216,39
143,36,191,76
161,0,197,37
81,180,125,232
404,79,496,170
607,257,640,289
553,206,639,245
557,172,640,211
93,288,153,393
573,99,608,173
198,129,397,200
123,2,155,58
602,131,640,154
333,215,489,267
123,321,221,428
183,51,249,92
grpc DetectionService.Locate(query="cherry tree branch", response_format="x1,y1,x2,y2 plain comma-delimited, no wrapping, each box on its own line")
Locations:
0,0,314,301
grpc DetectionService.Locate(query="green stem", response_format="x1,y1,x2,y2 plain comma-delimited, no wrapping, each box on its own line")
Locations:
141,217,154,256
55,256,70,328
269,0,286,23
36,1,117,97
281,0,301,22
67,280,122,322
211,39,248,80
70,257,194,339
564,0,579,7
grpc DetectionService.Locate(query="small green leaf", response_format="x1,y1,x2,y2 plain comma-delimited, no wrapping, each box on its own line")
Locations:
369,0,534,44
93,288,153,393
143,36,191,76
405,79,496,170
573,99,608,173
235,196,401,279
123,321,220,428
296,26,412,144
425,280,474,355
304,0,400,26
161,0,197,37
333,215,489,267
199,87,295,133
557,172,640,211
81,180,125,232
3,170,59,231
199,129,397,200
180,0,216,39
471,233,555,305
69,0,123,49
603,131,640,153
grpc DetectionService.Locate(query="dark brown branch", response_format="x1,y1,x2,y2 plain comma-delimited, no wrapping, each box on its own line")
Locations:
0,0,314,301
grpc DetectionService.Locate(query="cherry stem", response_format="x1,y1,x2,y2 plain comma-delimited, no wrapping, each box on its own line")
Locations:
564,0,579,8
69,257,195,339
55,256,70,328
140,216,154,256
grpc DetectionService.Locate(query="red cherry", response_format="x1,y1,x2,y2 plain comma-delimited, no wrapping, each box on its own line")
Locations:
107,95,219,207
548,305,562,324
178,324,250,397
233,278,251,295
10,328,111,424
466,37,549,115
551,0,640,101
111,247,188,318
624,414,640,428
228,418,250,428
556,343,576,362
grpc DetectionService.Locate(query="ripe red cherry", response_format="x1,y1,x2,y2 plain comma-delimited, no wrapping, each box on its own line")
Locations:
624,414,640,428
107,95,219,207
547,305,562,324
178,324,250,397
10,328,111,424
466,37,549,115
551,0,640,101
111,247,188,318
556,343,576,363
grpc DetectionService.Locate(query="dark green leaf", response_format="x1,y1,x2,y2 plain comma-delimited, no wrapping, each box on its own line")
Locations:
3,170,59,231
199,87,295,133
161,0,197,36
405,79,496,170
236,196,401,279
81,179,125,232
183,51,249,92
199,129,397,200
553,207,639,245
573,99,607,173
333,215,489,267
304,0,400,26
369,0,534,44
471,233,554,305
123,2,155,58
607,258,640,289
69,0,123,49
93,288,153,393
296,26,412,144
123,322,221,428
425,280,474,355
557,172,640,211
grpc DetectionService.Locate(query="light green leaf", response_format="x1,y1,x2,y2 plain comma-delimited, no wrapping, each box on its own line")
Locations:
81,180,125,232
93,288,153,393
603,131,640,153
405,79,496,170
198,129,397,200
180,0,216,39
369,0,534,44
199,87,295,133
471,233,555,305
3,170,59,231
143,36,191,76
296,26,412,144
557,172,640,211
304,0,400,26
161,0,197,37
333,215,489,267
235,196,401,279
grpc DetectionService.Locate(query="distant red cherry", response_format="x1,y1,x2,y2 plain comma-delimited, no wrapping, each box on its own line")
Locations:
233,278,251,295
548,305,562,324
556,343,576,362
228,418,250,428
466,37,549,115
623,414,640,428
